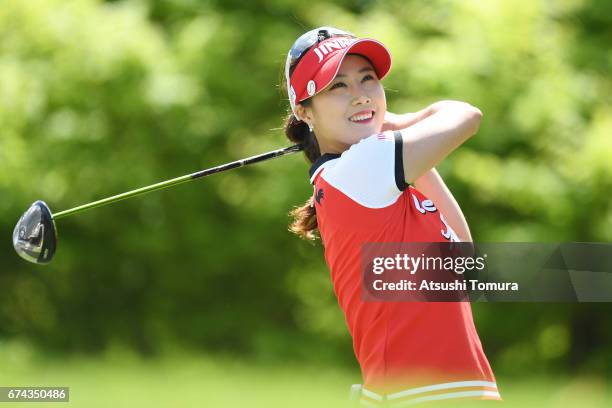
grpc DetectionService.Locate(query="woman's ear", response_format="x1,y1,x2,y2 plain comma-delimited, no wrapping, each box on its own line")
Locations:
295,104,313,127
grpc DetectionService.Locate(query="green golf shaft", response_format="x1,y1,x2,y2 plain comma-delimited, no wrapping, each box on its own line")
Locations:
52,144,302,220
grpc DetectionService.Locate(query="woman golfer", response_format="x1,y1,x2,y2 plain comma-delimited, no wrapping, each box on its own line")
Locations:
283,27,500,406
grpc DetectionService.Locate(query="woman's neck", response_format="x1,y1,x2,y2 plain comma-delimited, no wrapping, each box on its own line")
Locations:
316,136,351,156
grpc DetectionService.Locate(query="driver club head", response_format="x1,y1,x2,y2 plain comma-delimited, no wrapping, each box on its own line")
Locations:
13,200,57,264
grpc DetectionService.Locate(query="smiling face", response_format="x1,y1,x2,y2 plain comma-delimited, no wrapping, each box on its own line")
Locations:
295,54,387,154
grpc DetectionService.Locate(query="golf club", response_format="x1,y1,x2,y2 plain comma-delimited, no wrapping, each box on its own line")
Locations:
13,144,303,265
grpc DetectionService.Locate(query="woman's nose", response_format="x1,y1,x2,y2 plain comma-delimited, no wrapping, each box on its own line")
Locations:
352,94,371,106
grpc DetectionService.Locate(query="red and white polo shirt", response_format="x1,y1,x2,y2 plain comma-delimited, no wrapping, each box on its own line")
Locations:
309,131,500,405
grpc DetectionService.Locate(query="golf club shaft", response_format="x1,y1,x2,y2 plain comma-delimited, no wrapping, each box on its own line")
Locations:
52,144,303,220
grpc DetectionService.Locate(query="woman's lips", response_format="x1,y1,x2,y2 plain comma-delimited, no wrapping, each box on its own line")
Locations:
349,110,375,124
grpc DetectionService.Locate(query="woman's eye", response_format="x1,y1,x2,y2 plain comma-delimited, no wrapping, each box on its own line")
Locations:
362,74,375,81
330,81,346,90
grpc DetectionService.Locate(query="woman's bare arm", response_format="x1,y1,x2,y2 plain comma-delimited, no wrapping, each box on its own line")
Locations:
382,101,481,241
397,101,482,183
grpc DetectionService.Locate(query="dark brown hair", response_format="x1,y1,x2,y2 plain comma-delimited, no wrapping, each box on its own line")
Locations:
283,41,325,240
284,99,321,240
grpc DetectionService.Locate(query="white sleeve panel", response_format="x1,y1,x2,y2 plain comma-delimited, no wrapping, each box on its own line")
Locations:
321,132,407,208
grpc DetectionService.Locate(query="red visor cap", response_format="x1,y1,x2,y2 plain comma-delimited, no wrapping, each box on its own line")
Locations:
290,37,392,107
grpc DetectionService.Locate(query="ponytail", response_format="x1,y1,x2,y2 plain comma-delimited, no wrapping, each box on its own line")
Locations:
289,196,318,240
284,101,321,240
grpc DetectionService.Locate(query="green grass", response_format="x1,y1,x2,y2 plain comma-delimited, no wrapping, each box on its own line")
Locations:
0,342,358,408
0,341,609,407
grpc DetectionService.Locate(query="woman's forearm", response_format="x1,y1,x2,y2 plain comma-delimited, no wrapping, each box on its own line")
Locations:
398,101,482,183
413,168,472,242
384,102,479,241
